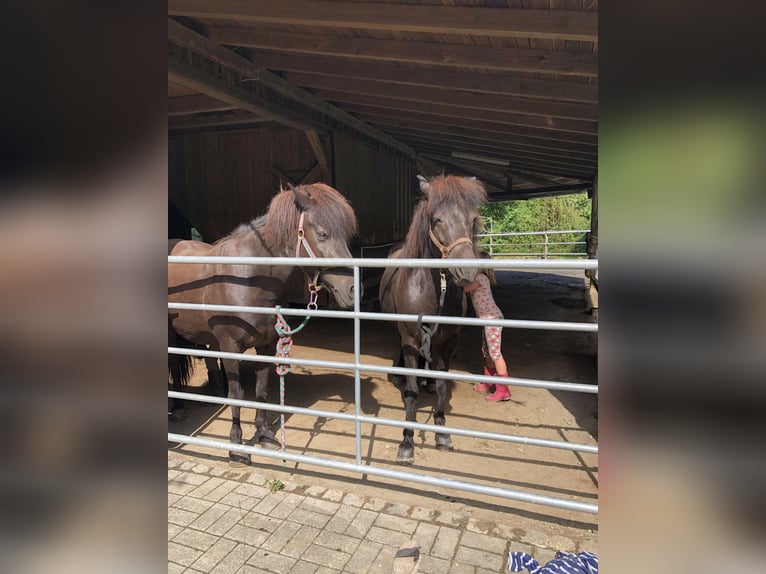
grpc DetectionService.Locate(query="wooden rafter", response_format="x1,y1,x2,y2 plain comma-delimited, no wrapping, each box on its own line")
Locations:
169,1,597,41
286,74,597,121
168,94,238,116
304,130,331,182
168,109,269,131
207,28,597,77
245,53,598,104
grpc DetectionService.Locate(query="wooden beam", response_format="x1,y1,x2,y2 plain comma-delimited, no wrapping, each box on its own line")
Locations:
168,109,268,131
377,127,597,163
366,118,597,155
388,133,597,170
168,94,238,116
316,91,596,135
351,108,597,145
169,1,597,41
300,162,324,185
304,130,330,182
409,141,596,177
207,28,598,77
423,153,590,182
288,74,597,120
248,53,598,103
488,183,592,202
168,19,418,159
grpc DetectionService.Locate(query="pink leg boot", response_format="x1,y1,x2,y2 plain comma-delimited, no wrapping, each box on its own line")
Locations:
473,366,496,393
486,376,511,402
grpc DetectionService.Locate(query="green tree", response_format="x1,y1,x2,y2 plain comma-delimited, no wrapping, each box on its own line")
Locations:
480,193,591,256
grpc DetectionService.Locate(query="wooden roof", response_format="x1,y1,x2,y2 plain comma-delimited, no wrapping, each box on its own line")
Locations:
168,0,597,199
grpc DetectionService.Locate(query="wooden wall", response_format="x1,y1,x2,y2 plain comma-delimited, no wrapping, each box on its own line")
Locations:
168,127,416,247
168,127,319,241
333,134,416,247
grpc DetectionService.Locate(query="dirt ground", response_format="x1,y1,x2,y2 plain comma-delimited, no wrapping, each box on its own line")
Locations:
169,269,598,542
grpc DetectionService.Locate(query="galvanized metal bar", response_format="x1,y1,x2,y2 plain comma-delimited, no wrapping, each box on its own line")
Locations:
167,346,597,394
167,432,598,514
169,255,598,270
168,390,598,454
476,229,590,238
353,266,362,466
167,303,598,333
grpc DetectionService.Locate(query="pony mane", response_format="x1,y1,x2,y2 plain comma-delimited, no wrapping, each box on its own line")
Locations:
399,175,487,259
215,183,357,254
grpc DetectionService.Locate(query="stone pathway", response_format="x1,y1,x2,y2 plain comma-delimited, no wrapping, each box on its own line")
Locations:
169,456,596,573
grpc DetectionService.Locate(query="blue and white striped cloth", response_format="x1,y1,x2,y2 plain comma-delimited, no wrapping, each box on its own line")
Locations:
508,550,598,573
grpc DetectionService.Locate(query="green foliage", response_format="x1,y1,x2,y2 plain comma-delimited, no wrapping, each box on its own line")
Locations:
479,193,591,257
267,478,285,493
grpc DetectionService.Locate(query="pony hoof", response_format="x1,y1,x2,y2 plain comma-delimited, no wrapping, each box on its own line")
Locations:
397,449,415,465
229,453,251,467
168,410,187,423
258,436,281,450
435,436,453,451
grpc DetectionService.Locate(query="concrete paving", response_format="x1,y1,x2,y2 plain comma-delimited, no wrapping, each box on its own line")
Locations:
169,455,597,573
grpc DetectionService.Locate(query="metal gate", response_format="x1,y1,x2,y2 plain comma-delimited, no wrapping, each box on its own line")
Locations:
168,256,598,514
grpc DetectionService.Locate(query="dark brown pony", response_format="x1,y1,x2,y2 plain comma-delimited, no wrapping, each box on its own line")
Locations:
169,183,358,465
379,174,487,464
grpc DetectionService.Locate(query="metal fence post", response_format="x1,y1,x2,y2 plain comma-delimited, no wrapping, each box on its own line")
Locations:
543,232,548,260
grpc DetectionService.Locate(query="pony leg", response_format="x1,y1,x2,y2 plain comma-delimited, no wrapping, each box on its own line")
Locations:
398,344,420,465
254,344,279,449
433,342,457,451
220,354,250,466
204,356,227,397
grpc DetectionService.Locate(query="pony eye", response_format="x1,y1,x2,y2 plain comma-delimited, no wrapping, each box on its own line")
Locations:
432,217,442,225
317,230,328,240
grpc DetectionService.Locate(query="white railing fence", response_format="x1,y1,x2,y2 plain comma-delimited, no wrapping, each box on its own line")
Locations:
478,229,590,259
168,256,598,514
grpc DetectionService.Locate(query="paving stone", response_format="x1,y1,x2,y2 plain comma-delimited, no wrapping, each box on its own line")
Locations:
241,511,283,533
342,493,364,507
261,520,303,553
431,526,461,560
367,544,398,574
203,507,243,536
269,493,304,519
167,561,186,574
168,507,200,527
168,477,206,496
218,490,261,512
386,503,411,517
188,503,228,530
578,537,598,554
460,531,508,555
321,488,344,502
521,528,549,548
304,485,326,497
314,530,361,555
362,497,387,512
190,537,238,572
466,518,495,535
252,492,285,515
246,548,298,573
344,538,382,572
412,522,440,554
168,522,183,541
234,482,271,498
176,470,212,485
417,554,451,574
211,467,227,477
180,461,196,471
300,497,340,515
246,472,267,485
314,567,340,574
173,495,215,515
509,542,534,557
410,506,436,521
477,569,503,574
281,525,322,559
533,547,556,566
302,543,352,570
168,493,181,507
168,469,181,481
374,513,418,535
188,477,227,498
547,534,576,553
344,509,378,538
454,546,504,570
325,504,359,534
223,523,272,547
167,541,203,567
289,562,320,574
168,457,184,468
209,543,257,574
448,563,475,574
202,479,240,502
172,528,220,552
281,481,300,493
193,463,210,474
238,566,273,574
288,508,332,529
435,510,465,527
365,525,412,547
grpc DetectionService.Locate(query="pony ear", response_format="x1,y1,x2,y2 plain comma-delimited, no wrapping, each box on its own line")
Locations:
290,185,313,211
416,174,430,194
